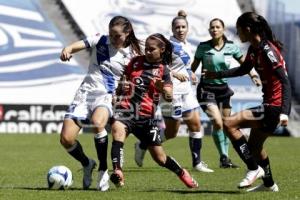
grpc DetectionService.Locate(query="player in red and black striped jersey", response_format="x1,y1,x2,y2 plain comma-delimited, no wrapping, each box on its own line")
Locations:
117,55,172,118
110,33,198,189
204,12,291,192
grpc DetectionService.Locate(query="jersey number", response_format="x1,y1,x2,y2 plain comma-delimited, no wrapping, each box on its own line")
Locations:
150,128,160,142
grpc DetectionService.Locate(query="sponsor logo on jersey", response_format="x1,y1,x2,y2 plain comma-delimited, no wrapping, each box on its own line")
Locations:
133,77,144,86
267,51,278,63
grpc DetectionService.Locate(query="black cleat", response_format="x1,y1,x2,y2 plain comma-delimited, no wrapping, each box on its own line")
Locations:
220,155,239,168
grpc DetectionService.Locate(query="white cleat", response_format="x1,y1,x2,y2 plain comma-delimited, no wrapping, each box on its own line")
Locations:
238,166,265,188
194,161,214,173
134,142,146,167
83,158,96,189
96,170,110,191
247,183,279,192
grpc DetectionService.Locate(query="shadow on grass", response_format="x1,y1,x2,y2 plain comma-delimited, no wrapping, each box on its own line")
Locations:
0,186,243,195
0,186,96,191
168,189,241,194
144,189,242,195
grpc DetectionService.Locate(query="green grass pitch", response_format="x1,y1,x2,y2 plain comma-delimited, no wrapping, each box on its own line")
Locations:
0,134,299,200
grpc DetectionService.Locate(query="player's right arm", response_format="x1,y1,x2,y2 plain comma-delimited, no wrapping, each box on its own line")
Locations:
161,66,173,102
60,40,86,61
190,58,201,84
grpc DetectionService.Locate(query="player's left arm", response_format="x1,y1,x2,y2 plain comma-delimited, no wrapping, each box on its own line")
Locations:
264,44,292,126
274,67,292,126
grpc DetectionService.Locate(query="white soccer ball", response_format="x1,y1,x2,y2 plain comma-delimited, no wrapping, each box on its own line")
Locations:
47,165,73,189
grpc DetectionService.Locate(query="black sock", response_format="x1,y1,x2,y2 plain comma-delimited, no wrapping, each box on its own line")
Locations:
67,140,89,166
94,135,108,171
139,141,147,150
163,156,183,176
257,157,275,187
111,140,124,170
232,136,258,170
189,137,202,166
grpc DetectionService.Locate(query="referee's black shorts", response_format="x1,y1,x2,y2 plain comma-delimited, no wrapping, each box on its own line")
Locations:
197,83,234,111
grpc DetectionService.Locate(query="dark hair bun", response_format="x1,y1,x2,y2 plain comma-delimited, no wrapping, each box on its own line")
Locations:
177,10,187,18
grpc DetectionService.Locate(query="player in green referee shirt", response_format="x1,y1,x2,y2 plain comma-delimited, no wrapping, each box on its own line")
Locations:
191,18,261,168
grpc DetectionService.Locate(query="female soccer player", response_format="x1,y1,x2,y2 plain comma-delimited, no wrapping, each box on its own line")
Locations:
191,18,261,168
203,12,291,191
110,33,198,189
59,16,142,191
134,10,213,173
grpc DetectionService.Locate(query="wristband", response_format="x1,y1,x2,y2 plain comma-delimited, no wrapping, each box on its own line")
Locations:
279,114,288,122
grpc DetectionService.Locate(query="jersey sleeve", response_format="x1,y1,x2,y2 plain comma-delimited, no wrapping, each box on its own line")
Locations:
83,33,102,48
232,43,243,60
162,65,172,87
194,43,204,60
262,42,282,70
274,67,292,115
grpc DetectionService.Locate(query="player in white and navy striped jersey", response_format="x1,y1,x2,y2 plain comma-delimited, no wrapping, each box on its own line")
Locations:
59,16,142,191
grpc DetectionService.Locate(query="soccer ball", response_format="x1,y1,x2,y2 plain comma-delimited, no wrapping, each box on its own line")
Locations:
47,165,73,189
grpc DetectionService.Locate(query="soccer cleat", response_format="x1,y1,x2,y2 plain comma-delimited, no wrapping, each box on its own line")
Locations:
246,183,279,192
110,169,125,187
96,170,110,191
134,141,146,167
194,161,214,173
82,158,96,189
220,155,239,168
179,169,199,188
238,166,265,188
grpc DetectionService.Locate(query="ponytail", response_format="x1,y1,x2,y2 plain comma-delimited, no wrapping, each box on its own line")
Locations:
237,12,283,50
257,15,283,50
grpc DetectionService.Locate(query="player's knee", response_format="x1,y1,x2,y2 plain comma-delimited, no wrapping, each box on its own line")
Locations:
187,122,201,132
60,133,74,148
91,120,106,131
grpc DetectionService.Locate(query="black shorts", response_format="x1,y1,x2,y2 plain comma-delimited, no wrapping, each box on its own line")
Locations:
250,104,281,133
114,112,162,147
197,83,233,111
